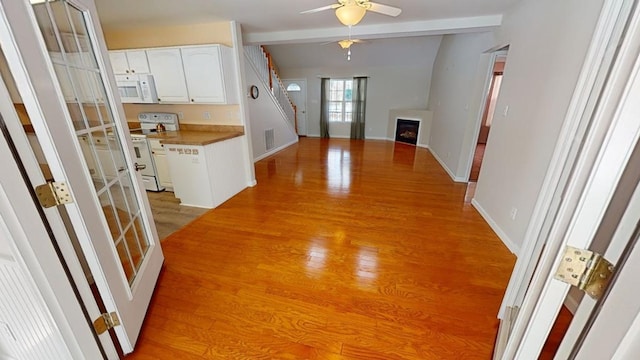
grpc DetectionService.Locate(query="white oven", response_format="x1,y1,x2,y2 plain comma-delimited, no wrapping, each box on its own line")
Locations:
130,135,163,191
129,112,180,192
115,74,158,104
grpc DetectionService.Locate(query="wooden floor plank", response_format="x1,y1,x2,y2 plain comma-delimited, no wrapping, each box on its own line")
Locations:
126,138,519,359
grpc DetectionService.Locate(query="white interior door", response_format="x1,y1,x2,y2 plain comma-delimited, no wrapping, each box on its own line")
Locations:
0,0,163,353
563,166,640,358
498,1,640,355
284,79,307,136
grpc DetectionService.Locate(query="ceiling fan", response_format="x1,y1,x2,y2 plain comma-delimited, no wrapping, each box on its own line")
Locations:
337,39,365,49
301,0,402,26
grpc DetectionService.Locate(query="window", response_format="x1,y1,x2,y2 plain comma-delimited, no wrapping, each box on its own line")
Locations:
286,83,301,92
328,79,353,122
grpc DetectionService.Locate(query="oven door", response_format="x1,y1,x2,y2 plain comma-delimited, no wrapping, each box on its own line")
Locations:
131,137,154,177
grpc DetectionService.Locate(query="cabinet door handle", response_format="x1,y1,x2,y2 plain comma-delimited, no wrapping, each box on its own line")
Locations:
125,70,129,73
134,163,147,171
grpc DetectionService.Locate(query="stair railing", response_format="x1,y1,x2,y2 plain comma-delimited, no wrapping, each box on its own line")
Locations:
244,45,297,133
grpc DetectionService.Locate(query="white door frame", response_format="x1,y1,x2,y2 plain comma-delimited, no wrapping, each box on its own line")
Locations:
463,49,507,182
0,124,108,358
497,0,634,319
0,0,163,354
283,78,307,136
501,0,640,356
566,160,640,358
0,53,119,358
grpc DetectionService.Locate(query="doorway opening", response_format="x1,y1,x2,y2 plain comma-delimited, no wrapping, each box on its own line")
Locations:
284,79,307,136
470,55,507,182
465,50,508,203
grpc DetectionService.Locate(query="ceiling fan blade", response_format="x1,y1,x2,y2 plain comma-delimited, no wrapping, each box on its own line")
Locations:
367,2,402,17
300,4,341,14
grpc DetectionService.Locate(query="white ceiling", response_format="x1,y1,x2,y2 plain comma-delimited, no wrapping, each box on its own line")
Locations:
94,0,521,44
267,35,443,70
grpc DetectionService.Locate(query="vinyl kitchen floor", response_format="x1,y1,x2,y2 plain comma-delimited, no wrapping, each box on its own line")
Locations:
146,190,208,240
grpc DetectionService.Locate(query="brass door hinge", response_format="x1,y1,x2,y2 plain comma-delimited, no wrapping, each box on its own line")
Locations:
35,181,72,208
93,312,120,335
554,246,614,299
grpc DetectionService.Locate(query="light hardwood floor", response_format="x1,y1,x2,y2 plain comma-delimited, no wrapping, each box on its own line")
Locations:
127,138,520,359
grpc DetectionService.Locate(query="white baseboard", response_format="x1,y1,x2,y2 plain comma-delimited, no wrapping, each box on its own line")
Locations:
471,198,520,255
428,148,466,183
253,138,298,162
366,136,388,140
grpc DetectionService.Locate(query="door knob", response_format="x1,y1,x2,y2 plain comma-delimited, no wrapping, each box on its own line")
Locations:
134,163,146,171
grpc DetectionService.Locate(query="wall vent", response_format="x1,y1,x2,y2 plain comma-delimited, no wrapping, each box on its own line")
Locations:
265,128,275,151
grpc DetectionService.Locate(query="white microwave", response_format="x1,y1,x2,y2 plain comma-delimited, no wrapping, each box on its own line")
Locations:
115,74,158,103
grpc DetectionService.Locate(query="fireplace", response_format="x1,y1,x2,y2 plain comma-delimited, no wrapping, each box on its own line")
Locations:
395,119,420,145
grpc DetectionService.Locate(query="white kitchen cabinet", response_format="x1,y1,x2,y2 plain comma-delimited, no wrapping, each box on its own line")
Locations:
109,50,150,75
148,139,172,190
165,136,246,208
146,48,189,103
181,45,238,104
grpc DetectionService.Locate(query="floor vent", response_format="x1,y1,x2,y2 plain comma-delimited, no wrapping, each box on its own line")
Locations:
265,128,275,151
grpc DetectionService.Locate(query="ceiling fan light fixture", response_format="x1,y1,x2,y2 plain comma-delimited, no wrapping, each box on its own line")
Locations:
338,39,354,49
335,4,366,26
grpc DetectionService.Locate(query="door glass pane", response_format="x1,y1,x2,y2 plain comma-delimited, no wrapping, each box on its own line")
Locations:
99,190,122,241
32,0,152,287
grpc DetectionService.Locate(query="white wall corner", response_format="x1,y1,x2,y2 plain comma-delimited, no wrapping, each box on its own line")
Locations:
471,198,520,255
429,148,467,183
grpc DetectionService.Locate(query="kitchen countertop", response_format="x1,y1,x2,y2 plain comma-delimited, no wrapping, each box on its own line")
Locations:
146,130,244,146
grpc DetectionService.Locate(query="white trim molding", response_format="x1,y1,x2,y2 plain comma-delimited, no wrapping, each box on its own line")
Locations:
472,198,520,254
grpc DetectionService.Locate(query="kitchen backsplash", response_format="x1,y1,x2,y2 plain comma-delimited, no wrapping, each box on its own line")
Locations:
123,103,241,125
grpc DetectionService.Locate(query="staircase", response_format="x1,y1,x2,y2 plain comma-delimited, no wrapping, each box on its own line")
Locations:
244,45,297,133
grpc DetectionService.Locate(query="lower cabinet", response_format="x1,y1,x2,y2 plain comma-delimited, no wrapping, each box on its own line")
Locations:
164,136,246,208
149,139,172,190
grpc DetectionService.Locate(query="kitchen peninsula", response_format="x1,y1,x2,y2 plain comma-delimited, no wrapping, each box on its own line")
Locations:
146,125,246,209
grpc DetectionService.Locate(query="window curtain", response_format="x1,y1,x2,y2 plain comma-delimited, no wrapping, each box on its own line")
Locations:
350,76,367,140
320,77,330,138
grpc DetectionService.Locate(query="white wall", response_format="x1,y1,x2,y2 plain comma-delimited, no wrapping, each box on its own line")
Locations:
245,60,298,160
427,32,495,181
473,0,605,253
267,36,442,139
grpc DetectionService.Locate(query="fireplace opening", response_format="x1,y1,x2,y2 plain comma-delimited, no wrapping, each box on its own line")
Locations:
395,119,420,145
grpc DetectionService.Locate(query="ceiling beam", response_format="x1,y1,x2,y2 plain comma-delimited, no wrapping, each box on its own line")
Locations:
244,15,503,44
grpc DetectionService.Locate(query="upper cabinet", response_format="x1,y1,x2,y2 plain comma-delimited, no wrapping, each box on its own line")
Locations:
109,50,150,75
146,48,189,103
109,44,238,105
181,45,238,104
